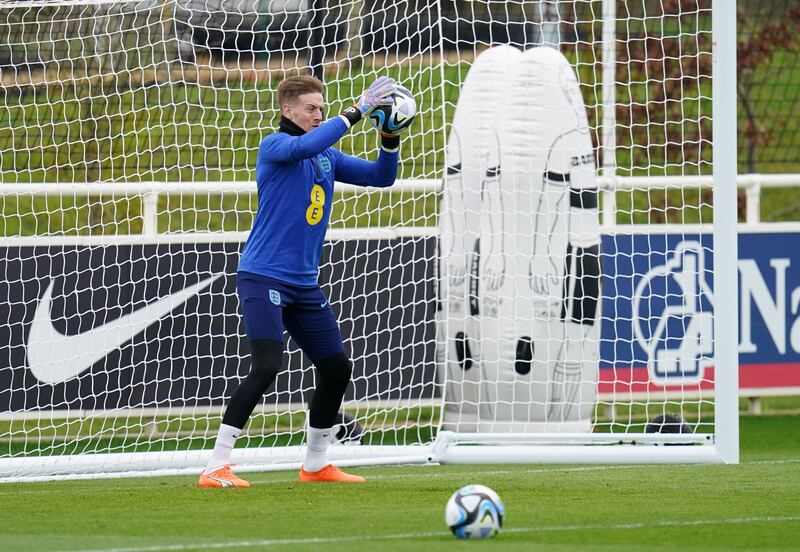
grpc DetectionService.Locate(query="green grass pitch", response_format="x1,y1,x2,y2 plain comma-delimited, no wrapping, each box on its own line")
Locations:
2,414,799,551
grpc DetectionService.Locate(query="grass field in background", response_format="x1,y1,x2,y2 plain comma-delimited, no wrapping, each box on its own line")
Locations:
2,46,799,236
2,413,799,552
0,62,451,185
3,396,795,459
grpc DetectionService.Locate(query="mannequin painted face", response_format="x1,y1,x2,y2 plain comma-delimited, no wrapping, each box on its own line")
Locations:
282,92,324,132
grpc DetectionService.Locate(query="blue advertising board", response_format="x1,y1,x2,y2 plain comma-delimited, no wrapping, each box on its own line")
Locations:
599,229,800,394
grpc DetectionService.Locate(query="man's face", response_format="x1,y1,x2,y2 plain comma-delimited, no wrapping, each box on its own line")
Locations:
283,92,324,132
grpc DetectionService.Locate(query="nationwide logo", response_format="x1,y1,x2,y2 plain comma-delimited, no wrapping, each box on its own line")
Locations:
632,240,715,384
27,275,222,384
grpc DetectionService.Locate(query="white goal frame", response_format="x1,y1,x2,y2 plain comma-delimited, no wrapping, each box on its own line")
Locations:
709,2,739,465
0,1,739,482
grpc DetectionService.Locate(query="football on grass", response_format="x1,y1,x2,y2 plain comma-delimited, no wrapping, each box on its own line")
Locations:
445,484,504,539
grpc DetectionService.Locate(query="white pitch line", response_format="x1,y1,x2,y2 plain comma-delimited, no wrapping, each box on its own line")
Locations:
246,457,800,483
248,463,651,484
746,458,800,465
2,458,799,495
55,515,800,552
0,464,645,494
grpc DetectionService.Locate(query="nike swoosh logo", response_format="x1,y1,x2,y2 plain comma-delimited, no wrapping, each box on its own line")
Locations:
207,476,234,488
27,275,222,384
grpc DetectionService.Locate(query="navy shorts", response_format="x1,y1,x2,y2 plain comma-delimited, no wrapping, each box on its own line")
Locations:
237,271,345,361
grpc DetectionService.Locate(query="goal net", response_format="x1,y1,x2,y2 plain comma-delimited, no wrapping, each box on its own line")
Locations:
0,0,737,482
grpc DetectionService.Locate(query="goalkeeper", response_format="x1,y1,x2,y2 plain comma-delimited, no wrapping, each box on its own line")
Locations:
198,75,400,488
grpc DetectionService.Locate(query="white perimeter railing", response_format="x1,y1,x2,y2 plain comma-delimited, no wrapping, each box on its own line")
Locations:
2,173,800,239
2,173,799,412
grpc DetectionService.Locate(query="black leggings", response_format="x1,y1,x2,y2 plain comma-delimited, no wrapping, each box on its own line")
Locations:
222,339,352,430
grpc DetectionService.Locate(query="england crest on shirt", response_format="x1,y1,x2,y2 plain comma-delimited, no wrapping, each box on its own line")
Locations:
319,156,331,172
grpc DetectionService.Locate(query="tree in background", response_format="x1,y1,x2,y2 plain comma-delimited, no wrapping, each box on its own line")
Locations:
737,1,800,174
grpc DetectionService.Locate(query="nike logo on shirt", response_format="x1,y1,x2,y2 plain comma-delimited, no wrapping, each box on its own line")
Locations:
26,275,221,384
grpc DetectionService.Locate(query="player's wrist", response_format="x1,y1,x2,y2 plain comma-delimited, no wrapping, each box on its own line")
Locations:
339,104,362,127
380,133,400,152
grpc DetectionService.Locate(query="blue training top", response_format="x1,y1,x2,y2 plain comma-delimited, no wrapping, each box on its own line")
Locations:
238,115,399,286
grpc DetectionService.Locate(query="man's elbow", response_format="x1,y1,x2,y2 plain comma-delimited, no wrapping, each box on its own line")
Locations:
375,173,397,188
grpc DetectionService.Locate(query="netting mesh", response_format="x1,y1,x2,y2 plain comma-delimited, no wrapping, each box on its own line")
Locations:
0,0,443,475
0,0,737,479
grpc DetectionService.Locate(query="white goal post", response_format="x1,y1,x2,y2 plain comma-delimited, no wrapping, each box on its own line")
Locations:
0,0,738,482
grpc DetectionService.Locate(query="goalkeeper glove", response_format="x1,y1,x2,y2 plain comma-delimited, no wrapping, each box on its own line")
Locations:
340,76,397,127
357,76,397,115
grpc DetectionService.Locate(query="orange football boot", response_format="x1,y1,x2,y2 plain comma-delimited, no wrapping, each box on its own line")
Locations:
298,464,365,483
198,465,251,488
